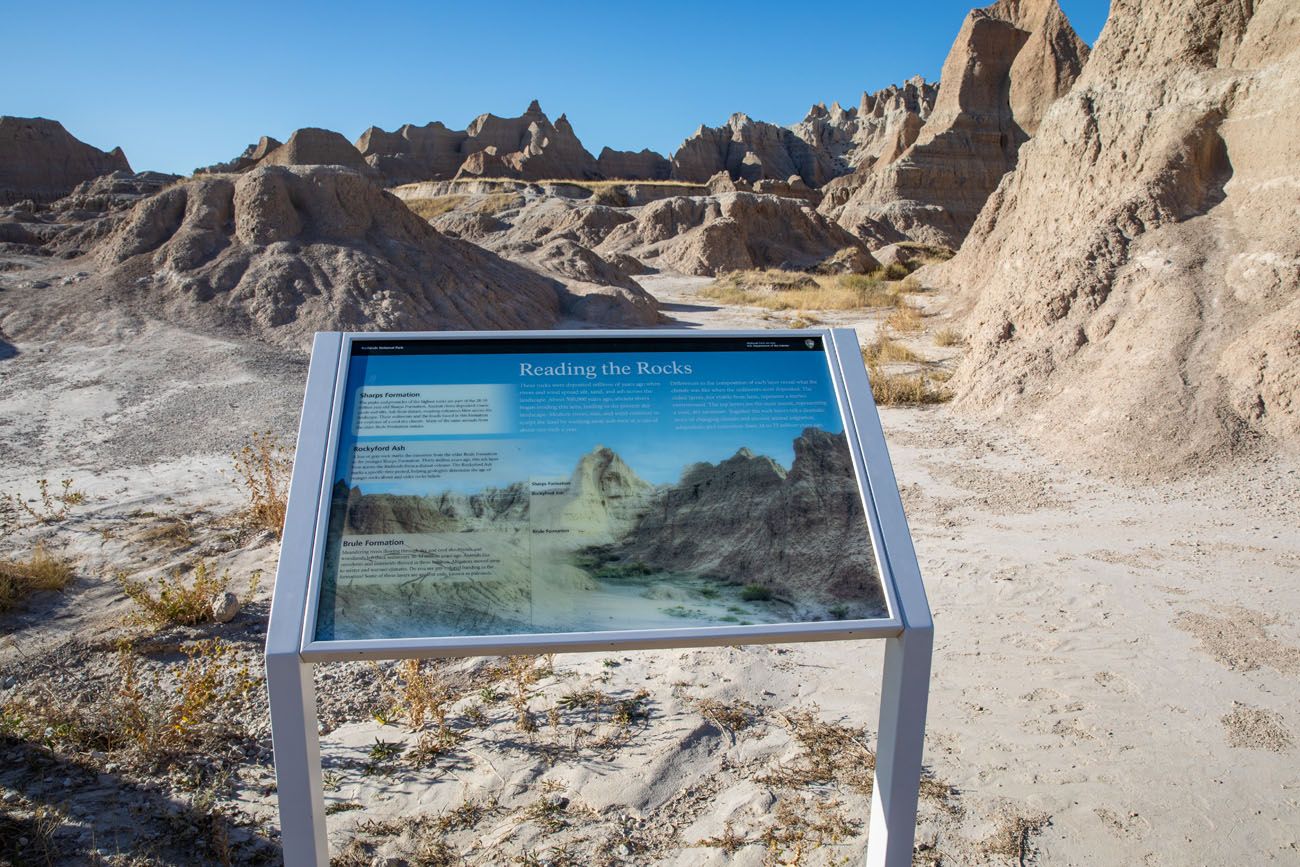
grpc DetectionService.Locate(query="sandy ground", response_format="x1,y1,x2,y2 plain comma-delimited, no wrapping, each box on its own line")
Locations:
1,259,1297,865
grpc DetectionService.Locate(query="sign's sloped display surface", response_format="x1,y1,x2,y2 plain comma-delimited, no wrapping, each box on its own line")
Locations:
311,334,889,643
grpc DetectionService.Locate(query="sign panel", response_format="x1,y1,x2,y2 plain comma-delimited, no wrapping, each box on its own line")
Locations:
307,333,892,647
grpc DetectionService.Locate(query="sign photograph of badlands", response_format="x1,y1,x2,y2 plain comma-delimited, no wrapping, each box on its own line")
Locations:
316,336,887,641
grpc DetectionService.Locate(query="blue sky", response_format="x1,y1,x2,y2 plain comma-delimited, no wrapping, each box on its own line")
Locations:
3,1,1110,176
337,348,846,493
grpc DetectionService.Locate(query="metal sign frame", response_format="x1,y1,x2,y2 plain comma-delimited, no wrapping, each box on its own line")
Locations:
266,328,933,867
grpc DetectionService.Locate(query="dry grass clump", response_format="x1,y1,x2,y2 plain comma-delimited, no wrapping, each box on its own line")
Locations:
862,336,921,365
475,192,524,215
692,697,760,735
404,194,468,221
934,326,964,347
231,431,292,537
981,810,1051,862
0,544,74,613
885,301,925,332
868,365,952,406
760,708,876,795
1,639,258,769
116,561,254,627
702,270,912,311
896,241,955,266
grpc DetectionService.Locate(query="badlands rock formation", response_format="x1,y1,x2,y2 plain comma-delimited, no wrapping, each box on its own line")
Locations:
194,136,280,174
604,428,884,613
791,77,938,177
93,165,569,346
0,117,132,205
0,170,180,257
824,0,1088,247
595,147,671,181
259,128,372,172
595,192,877,276
670,114,839,187
932,0,1300,472
357,101,602,185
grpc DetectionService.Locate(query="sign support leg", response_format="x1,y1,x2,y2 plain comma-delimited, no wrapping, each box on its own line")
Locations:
865,626,933,867
266,652,328,867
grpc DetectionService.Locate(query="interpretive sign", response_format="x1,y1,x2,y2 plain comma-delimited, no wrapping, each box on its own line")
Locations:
310,333,892,649
266,329,931,867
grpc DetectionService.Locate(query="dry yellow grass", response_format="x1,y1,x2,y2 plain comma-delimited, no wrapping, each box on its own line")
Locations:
867,364,952,406
885,302,925,332
447,177,705,191
0,544,74,613
934,327,964,346
403,195,468,221
474,192,523,215
701,270,910,311
862,337,921,365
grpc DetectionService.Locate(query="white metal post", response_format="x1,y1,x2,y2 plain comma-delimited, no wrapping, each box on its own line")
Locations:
866,627,934,866
828,328,934,867
266,332,341,867
265,652,328,867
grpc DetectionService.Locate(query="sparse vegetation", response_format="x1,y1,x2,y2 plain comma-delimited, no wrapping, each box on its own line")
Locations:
692,697,759,735
0,543,74,613
231,431,292,537
760,708,877,795
116,561,250,627
862,336,922,365
867,364,952,406
2,638,258,768
982,810,1051,863
9,477,85,525
476,192,524,215
740,583,773,602
404,194,468,221
885,300,925,332
702,269,914,311
935,326,964,346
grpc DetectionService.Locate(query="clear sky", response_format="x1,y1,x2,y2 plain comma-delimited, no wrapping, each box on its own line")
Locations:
3,0,1110,177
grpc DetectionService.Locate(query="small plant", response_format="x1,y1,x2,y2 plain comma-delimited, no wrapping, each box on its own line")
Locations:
231,431,292,537
740,584,773,602
117,562,247,627
697,822,749,855
0,543,75,613
934,327,964,347
862,337,921,365
693,697,758,734
882,262,911,280
10,478,85,525
368,738,405,762
523,796,571,833
867,364,952,406
885,302,925,333
612,690,650,728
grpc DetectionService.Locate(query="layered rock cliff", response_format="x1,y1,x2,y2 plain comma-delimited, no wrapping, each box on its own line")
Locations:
0,117,132,205
930,0,1300,473
93,164,567,346
823,0,1088,247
